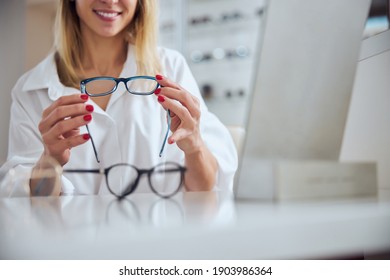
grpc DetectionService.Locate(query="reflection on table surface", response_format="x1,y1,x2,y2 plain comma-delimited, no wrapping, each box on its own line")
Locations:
0,191,390,259
0,191,235,232
0,191,236,259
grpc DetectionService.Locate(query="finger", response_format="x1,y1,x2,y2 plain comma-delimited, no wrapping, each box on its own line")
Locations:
63,128,80,139
156,74,181,90
46,133,91,157
39,101,94,134
42,94,89,119
168,128,191,144
42,114,93,145
157,95,193,124
154,85,200,119
47,103,94,129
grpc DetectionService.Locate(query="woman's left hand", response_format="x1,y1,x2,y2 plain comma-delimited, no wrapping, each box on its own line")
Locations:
154,74,203,155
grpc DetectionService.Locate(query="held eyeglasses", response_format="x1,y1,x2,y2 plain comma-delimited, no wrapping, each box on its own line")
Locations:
64,162,186,199
80,76,171,163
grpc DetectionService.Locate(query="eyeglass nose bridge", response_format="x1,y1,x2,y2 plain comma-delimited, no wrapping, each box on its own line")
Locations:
115,168,150,199
116,77,128,85
118,178,140,199
110,77,128,95
118,77,135,95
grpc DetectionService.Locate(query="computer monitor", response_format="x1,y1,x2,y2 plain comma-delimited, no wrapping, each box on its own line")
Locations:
234,0,372,199
340,29,390,196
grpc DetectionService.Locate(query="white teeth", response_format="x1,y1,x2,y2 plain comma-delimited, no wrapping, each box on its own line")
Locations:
96,11,119,18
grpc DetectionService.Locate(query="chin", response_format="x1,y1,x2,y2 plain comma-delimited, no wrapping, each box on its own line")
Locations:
98,28,123,38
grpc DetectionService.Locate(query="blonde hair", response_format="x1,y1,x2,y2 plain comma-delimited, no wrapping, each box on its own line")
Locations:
54,0,161,88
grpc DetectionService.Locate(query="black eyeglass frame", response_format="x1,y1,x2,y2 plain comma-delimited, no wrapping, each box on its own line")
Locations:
64,162,186,199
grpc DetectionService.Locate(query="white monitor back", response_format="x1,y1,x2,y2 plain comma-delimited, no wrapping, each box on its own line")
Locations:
340,29,390,199
235,0,371,198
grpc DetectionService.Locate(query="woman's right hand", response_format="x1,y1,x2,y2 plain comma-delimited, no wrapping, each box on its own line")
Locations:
38,94,94,166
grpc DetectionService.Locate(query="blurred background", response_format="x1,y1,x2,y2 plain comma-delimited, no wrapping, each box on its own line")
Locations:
0,0,389,161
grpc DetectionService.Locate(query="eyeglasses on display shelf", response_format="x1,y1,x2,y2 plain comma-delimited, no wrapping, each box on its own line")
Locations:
80,76,171,162
64,162,187,199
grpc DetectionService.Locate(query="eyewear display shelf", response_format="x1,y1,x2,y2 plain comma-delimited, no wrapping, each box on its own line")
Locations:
159,0,266,126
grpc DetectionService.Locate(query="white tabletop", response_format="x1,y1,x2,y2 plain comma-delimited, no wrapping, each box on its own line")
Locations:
0,191,389,259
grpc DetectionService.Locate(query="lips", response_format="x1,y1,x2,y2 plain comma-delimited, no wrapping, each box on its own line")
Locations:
94,10,122,20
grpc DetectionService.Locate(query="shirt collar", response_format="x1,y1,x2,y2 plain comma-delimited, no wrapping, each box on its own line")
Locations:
22,53,68,101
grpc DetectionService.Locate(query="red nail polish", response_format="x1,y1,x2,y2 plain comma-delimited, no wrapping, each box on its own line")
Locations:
84,114,92,121
168,139,175,144
156,74,163,81
154,88,161,95
83,133,90,140
86,105,94,112
157,95,165,102
80,94,88,100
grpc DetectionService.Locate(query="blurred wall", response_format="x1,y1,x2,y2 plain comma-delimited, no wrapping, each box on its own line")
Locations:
0,1,55,162
25,3,56,70
0,1,26,161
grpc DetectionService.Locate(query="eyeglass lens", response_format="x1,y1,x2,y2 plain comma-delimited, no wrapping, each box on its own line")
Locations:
127,78,158,94
85,79,116,95
149,162,183,197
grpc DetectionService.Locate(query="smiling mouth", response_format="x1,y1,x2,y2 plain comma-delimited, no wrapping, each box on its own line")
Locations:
94,10,122,19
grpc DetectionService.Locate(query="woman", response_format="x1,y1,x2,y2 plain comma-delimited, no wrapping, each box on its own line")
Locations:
4,0,237,196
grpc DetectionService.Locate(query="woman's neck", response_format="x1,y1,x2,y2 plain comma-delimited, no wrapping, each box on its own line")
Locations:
80,33,128,77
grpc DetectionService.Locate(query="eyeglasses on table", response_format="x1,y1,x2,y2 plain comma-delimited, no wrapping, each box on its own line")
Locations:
80,75,171,163
64,162,186,199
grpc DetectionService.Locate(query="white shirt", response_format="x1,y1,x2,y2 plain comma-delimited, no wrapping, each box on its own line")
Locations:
2,45,237,196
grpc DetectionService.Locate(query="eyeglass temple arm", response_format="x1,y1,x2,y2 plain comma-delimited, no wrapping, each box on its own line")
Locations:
81,85,100,163
86,124,100,163
159,109,171,157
